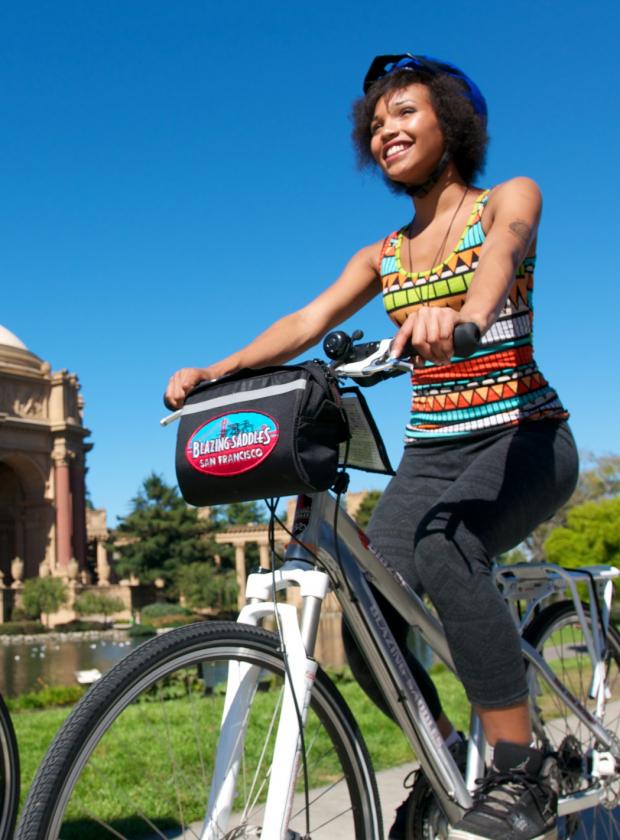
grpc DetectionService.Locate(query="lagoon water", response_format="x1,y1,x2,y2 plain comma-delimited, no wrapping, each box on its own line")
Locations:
0,636,142,697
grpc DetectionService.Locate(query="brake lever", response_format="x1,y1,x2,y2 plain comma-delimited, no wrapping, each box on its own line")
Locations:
333,339,413,378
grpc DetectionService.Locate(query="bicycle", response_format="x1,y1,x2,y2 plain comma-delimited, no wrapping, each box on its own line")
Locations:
0,689,20,839
15,327,620,839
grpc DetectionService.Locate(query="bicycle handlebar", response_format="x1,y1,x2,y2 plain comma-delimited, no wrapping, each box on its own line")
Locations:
452,322,481,357
325,322,481,385
163,323,481,411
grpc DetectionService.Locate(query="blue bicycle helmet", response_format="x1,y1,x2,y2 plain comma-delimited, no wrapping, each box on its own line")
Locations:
363,53,487,121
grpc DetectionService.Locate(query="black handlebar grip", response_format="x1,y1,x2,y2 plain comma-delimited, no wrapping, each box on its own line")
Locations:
453,322,481,357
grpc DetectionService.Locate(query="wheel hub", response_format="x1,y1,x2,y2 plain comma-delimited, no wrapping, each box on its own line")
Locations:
557,735,586,794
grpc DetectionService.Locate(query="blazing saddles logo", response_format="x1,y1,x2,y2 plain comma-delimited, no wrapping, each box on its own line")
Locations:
186,410,279,476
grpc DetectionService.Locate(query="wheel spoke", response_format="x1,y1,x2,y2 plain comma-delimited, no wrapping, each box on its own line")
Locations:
15,623,381,840
526,604,620,839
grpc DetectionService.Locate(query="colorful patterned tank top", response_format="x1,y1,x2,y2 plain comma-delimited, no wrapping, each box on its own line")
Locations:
379,189,568,440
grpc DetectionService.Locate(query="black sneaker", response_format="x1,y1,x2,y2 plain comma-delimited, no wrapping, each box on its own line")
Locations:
388,736,468,840
448,741,558,840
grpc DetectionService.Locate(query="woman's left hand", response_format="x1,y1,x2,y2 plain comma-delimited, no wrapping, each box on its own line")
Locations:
390,306,461,365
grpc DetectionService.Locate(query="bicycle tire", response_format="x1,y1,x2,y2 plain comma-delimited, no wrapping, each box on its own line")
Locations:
0,693,19,840
394,601,620,840
524,599,620,840
15,620,382,840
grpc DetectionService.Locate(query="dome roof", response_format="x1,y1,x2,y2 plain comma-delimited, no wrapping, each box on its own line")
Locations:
0,325,27,350
0,326,46,376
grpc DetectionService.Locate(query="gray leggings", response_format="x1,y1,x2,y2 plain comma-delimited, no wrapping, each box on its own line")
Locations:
343,420,579,714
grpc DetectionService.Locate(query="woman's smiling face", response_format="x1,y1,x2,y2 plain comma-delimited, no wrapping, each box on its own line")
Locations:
370,83,446,187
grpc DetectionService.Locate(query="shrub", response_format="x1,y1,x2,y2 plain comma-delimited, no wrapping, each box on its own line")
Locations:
22,577,68,625
74,591,126,624
6,684,86,712
128,624,157,638
176,565,238,611
53,620,108,632
0,620,46,636
156,617,202,629
141,602,191,620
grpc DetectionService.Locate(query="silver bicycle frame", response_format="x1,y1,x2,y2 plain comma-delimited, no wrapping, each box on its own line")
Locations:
204,489,620,838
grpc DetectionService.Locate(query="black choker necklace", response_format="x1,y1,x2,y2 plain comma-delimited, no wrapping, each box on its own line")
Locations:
405,150,450,198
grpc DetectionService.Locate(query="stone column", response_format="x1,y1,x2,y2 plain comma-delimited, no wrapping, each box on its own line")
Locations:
14,512,25,562
234,544,246,610
96,541,111,585
54,456,73,570
10,557,24,589
70,460,87,567
258,543,271,570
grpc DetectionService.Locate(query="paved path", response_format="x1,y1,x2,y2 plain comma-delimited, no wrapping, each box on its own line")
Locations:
368,762,417,839
159,762,417,839
288,761,416,840
155,694,620,839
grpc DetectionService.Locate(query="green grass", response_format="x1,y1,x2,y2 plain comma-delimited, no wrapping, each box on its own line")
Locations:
13,706,73,808
6,684,86,712
11,617,612,836
12,666,469,834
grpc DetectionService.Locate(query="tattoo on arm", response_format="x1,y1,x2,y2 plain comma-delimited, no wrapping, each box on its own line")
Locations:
508,220,532,246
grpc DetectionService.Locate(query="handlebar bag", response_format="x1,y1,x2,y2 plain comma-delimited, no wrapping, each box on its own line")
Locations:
174,362,350,506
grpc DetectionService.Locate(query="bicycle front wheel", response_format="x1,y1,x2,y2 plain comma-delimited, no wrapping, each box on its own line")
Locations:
525,600,620,840
0,693,19,840
16,621,382,840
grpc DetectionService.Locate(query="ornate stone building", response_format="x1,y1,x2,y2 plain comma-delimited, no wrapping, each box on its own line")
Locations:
0,325,91,592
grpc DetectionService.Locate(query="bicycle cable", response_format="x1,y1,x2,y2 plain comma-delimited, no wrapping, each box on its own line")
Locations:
266,496,312,840
259,435,356,838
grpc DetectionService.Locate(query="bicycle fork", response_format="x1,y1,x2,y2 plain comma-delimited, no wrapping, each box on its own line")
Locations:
202,563,329,840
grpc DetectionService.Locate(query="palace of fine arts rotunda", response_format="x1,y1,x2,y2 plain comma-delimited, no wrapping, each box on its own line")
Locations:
0,325,115,622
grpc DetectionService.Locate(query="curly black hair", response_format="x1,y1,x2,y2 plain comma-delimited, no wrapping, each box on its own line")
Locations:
351,68,489,190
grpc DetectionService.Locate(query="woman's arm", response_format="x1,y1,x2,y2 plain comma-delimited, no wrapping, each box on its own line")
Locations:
459,176,541,331
165,242,383,408
390,177,542,363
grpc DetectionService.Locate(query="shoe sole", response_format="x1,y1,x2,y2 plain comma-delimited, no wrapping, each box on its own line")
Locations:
448,828,557,840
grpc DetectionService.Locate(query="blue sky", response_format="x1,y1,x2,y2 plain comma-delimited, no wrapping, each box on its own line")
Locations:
3,1,618,523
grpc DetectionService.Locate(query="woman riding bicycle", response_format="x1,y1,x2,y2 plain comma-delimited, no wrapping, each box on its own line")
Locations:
166,53,578,840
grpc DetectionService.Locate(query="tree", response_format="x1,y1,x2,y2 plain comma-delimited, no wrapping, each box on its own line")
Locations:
214,502,267,526
354,491,382,530
74,591,126,625
176,564,238,612
111,473,215,585
525,453,620,562
544,497,620,571
22,577,68,626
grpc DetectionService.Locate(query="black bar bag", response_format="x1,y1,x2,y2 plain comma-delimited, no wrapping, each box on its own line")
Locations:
174,362,350,506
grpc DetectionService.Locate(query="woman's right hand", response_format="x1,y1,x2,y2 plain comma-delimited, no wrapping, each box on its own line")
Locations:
165,366,215,410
